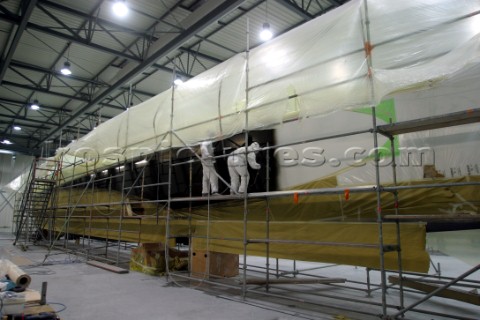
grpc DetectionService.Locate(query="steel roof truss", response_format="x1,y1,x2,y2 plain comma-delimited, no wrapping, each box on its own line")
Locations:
52,75,83,97
0,3,16,20
0,119,51,130
36,2,78,38
97,22,140,59
0,0,38,84
275,0,314,20
8,66,40,88
0,103,16,116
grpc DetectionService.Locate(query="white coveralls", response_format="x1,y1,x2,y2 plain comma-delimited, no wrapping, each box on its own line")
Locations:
227,142,261,194
201,141,218,195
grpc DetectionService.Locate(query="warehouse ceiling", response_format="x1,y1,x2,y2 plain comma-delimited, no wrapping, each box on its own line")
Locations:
0,0,350,157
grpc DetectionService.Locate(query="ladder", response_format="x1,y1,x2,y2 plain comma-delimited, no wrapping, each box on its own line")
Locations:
13,158,61,246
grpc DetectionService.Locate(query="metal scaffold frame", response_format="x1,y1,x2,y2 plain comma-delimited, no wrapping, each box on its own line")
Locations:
40,134,175,266
15,2,480,319
162,113,480,320
162,8,480,319
13,157,62,248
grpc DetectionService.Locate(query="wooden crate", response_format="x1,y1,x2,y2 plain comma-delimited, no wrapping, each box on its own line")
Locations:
191,250,239,278
130,243,188,276
130,244,166,276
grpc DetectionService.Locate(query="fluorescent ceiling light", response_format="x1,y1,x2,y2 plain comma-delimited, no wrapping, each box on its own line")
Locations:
113,0,128,17
60,61,72,75
13,126,21,131
1,139,13,145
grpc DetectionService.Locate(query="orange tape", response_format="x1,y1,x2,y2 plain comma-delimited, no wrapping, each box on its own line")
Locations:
293,192,299,204
364,41,373,56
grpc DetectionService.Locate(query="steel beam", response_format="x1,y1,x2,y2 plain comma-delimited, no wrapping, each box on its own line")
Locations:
0,143,39,155
10,60,108,86
0,0,38,85
0,97,71,113
0,12,142,62
0,119,51,130
179,46,224,64
377,108,480,136
1,81,125,110
37,0,246,148
275,0,314,20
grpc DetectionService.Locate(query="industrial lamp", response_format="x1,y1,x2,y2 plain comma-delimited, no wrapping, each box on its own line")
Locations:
1,139,12,145
259,1,273,42
31,100,40,110
113,0,128,17
173,77,184,85
60,61,72,75
260,22,273,41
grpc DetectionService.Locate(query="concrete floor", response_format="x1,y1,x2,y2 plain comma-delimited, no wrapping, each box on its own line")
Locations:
1,228,479,320
1,239,302,320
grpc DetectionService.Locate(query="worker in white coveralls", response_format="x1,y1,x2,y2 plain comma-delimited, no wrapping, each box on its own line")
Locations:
201,141,219,196
227,142,261,194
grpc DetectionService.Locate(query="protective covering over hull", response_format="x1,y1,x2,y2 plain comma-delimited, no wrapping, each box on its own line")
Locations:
9,0,480,273
60,0,480,173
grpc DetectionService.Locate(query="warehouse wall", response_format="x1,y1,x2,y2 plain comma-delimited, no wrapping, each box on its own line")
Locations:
427,230,480,267
0,153,33,228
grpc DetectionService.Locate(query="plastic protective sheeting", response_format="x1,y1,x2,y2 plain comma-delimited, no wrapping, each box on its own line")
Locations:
1,154,34,228
0,260,31,291
192,221,429,273
179,176,479,222
53,175,479,222
62,0,480,164
49,214,428,272
39,0,480,272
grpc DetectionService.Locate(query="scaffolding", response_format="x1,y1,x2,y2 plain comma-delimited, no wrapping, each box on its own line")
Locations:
14,3,480,320
13,157,61,247
23,102,480,320
164,110,480,320
33,108,480,319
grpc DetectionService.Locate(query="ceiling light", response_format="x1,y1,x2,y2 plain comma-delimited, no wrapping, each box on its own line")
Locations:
113,0,128,17
135,159,148,167
174,77,184,85
1,139,12,145
31,100,40,110
60,61,72,75
13,126,21,131
260,23,273,41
